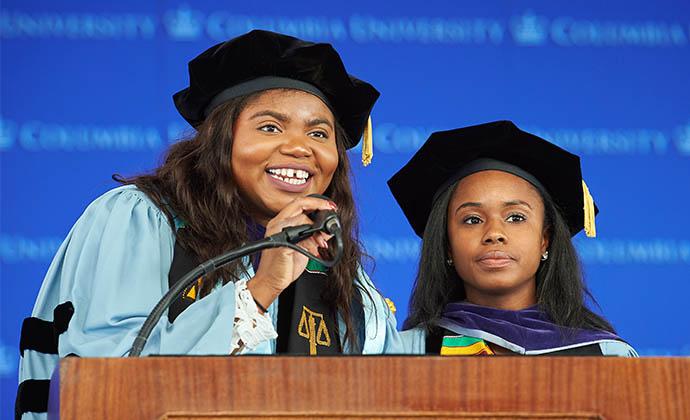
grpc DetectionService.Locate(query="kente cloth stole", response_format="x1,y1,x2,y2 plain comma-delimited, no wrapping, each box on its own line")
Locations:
440,335,495,356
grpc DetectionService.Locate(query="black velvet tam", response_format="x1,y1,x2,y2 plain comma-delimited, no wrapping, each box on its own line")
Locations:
173,29,379,149
387,120,597,238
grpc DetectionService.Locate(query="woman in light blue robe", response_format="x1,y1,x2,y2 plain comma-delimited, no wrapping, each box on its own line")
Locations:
17,30,402,420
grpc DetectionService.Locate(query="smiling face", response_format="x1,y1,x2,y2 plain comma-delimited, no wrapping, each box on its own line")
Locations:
231,89,339,225
446,170,549,309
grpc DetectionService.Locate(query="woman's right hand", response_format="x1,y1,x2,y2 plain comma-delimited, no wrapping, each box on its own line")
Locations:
246,196,336,312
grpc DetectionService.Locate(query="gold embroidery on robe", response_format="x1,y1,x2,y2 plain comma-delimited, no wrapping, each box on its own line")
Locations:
385,297,396,314
297,306,331,355
183,278,203,301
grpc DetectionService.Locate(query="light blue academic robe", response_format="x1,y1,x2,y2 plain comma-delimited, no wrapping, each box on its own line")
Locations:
18,185,403,420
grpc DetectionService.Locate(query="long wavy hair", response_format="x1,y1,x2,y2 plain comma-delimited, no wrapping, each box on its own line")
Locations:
403,179,615,334
114,91,368,350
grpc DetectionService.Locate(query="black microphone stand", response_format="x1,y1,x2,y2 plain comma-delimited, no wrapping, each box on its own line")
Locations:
128,219,343,357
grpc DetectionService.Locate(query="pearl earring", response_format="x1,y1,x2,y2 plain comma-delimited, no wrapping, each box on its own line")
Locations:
446,258,453,266
541,251,549,261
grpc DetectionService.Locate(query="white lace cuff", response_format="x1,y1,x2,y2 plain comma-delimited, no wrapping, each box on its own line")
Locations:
230,279,277,354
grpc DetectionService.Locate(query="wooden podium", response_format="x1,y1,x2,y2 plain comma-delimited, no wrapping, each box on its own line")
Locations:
53,356,690,419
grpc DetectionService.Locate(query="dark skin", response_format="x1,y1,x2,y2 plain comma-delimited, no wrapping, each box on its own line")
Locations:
446,170,550,354
231,90,338,311
446,170,550,311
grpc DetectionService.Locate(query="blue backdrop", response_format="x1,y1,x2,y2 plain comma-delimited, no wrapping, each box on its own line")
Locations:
2,0,690,414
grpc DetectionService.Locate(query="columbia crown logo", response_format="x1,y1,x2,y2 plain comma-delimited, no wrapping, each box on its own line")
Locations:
510,11,549,46
164,5,204,40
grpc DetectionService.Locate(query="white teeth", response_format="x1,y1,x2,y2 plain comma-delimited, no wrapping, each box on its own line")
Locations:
268,172,307,185
268,168,311,180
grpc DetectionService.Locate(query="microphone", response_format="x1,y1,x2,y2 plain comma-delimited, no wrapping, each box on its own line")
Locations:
309,208,341,235
280,194,341,243
307,193,340,234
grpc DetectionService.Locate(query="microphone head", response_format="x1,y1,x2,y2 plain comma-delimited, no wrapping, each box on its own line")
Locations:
308,209,338,231
324,214,342,235
305,194,341,234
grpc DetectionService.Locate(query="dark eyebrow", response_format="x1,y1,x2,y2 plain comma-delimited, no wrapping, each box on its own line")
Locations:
306,117,334,130
249,110,289,122
454,202,482,214
250,111,334,130
454,200,533,215
504,200,533,210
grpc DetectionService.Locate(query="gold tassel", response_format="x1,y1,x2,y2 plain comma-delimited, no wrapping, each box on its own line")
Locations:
362,116,373,167
582,180,596,238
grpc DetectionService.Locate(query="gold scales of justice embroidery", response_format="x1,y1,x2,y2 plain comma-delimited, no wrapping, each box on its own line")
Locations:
297,306,331,355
